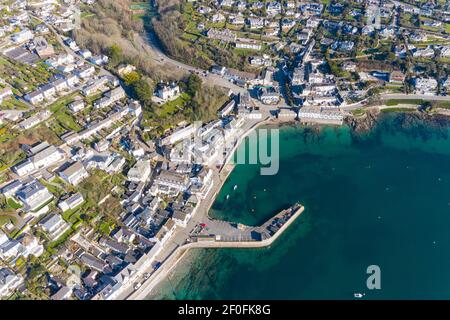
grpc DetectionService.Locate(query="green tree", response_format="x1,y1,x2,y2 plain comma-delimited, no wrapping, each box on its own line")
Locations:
133,79,153,104
186,74,202,96
123,71,141,86
107,45,123,67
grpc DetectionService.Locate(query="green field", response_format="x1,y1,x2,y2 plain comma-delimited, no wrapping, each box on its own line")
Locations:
155,93,191,118
385,99,424,106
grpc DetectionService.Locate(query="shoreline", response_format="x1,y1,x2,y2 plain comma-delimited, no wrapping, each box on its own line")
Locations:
124,116,302,300
125,108,450,300
133,204,305,300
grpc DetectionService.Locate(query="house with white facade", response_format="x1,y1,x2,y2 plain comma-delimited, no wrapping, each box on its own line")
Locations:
59,161,89,186
127,160,151,182
38,213,71,240
16,179,53,212
0,268,23,298
58,192,84,212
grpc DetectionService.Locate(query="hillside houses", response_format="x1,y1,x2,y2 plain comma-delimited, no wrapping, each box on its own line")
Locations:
59,161,89,186
12,143,65,177
16,179,54,212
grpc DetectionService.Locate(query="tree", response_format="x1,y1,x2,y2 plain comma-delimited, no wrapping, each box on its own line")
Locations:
186,74,202,96
107,45,123,67
123,71,141,86
420,101,432,112
133,79,153,104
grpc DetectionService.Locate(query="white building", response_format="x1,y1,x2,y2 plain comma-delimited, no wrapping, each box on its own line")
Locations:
11,29,33,43
93,87,126,109
16,180,53,212
151,170,190,196
160,124,196,146
58,193,84,212
18,110,52,129
414,77,438,95
172,206,195,228
235,39,262,51
298,106,344,124
68,99,85,113
152,219,176,245
127,160,151,182
38,213,71,240
59,161,89,186
32,144,65,170
0,268,23,298
154,82,180,101
0,88,13,103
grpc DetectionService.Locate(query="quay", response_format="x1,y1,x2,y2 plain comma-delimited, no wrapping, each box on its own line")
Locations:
190,203,305,248
127,203,304,300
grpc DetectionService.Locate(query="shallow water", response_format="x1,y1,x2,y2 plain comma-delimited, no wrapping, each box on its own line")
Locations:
151,113,450,299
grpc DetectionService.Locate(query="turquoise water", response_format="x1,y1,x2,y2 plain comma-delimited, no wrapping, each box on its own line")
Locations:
152,113,450,299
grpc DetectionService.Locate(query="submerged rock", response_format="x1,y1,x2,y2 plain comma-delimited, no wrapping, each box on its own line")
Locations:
346,109,450,137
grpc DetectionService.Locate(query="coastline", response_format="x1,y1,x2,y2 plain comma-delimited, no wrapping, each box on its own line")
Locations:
143,108,450,300
123,116,301,300
133,204,305,300
124,107,450,300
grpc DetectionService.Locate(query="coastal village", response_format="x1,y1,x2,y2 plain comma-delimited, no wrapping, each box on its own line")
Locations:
0,0,450,300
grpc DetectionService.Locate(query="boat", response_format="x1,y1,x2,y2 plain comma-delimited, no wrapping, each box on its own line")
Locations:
226,195,230,199
233,185,238,190
354,293,364,298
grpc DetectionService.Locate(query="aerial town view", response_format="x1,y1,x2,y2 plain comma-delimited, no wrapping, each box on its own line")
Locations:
1,0,450,310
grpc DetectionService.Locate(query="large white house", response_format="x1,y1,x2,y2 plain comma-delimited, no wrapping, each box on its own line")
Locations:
38,213,71,240
127,160,151,182
0,268,23,298
59,162,89,186
154,82,180,101
12,144,65,176
16,180,53,212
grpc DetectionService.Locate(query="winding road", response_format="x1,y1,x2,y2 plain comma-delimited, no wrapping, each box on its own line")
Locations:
137,30,247,94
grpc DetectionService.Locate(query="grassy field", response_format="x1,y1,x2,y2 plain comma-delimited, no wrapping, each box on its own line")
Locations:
7,198,22,209
0,58,53,94
381,107,417,113
432,101,450,109
385,99,424,106
0,97,29,110
351,108,366,117
155,93,191,118
0,214,17,226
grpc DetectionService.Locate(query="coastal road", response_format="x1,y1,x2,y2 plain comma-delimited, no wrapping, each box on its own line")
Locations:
340,93,450,112
138,32,246,94
379,94,450,102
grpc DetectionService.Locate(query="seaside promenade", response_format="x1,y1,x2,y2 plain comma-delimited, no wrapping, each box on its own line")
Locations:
117,112,306,300
127,204,304,300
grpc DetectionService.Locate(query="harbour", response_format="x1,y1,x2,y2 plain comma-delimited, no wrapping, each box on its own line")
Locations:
150,113,450,300
126,201,304,300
